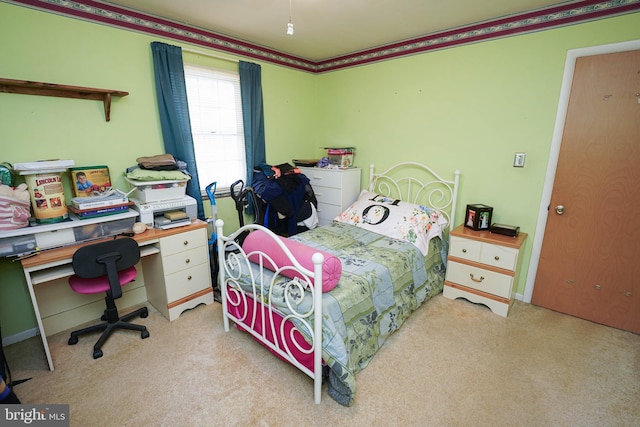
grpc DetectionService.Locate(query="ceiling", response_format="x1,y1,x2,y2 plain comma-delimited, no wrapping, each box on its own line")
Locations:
103,0,576,61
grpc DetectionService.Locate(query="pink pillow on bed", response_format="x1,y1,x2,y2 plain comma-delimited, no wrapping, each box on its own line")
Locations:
242,230,342,293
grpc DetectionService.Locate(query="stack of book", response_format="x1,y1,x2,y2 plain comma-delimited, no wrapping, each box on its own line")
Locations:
68,192,132,219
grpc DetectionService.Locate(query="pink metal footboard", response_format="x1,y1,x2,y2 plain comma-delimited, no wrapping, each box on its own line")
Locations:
215,220,324,404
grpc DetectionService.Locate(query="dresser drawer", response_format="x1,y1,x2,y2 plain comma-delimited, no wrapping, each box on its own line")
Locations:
159,228,207,257
449,235,518,271
162,246,209,276
314,186,343,206
316,204,342,223
303,169,346,189
165,263,212,301
445,260,513,298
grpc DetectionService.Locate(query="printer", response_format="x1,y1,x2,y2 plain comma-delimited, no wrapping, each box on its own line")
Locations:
130,195,197,229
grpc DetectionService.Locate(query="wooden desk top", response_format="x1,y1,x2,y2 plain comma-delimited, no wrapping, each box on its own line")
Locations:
21,220,208,269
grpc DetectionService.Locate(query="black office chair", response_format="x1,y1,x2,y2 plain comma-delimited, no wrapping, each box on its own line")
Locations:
67,237,149,359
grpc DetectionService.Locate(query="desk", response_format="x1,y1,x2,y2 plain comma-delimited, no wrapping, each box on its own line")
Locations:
19,219,213,371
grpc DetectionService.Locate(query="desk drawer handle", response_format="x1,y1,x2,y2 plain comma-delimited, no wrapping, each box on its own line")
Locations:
185,258,190,264
187,275,192,281
462,249,467,253
470,274,484,283
494,255,500,261
183,240,189,246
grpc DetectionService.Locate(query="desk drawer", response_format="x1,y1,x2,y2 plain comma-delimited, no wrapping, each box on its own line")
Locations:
165,263,211,301
159,228,207,257
162,246,208,276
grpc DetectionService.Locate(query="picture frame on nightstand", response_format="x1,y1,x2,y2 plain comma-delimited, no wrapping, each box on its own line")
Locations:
465,204,493,230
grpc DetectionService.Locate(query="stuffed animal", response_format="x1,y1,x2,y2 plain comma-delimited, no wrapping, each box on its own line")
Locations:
0,183,31,230
0,183,30,203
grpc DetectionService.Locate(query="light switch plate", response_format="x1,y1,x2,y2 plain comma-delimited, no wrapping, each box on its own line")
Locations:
514,152,526,167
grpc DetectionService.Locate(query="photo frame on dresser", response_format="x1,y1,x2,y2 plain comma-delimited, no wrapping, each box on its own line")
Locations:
465,204,493,230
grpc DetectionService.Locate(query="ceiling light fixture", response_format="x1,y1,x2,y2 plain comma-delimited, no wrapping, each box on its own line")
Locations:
286,0,294,35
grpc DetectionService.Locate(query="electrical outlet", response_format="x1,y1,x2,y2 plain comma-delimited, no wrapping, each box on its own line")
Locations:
514,152,526,167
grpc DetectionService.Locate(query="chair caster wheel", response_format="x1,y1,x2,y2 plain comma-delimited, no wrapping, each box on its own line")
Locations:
93,350,103,359
68,336,78,345
141,307,149,318
141,330,150,339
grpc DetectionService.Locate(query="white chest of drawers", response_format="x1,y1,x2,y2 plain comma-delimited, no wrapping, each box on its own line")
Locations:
444,225,527,317
298,167,361,226
144,225,214,321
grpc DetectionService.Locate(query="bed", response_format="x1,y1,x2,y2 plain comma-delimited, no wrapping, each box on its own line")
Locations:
215,162,460,406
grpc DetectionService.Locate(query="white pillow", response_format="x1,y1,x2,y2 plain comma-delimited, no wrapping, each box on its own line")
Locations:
334,191,447,256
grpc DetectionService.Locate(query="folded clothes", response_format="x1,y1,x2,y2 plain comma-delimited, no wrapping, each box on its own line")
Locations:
125,168,191,181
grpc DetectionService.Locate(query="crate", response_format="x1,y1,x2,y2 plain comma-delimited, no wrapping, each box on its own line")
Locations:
125,177,188,203
327,148,354,167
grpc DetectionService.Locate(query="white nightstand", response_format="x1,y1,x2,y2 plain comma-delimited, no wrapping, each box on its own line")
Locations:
444,224,527,317
298,167,361,226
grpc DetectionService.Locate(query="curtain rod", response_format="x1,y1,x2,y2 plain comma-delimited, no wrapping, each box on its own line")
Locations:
182,47,239,63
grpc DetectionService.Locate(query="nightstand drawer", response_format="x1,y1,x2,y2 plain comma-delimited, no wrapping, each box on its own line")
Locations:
446,260,513,298
449,235,518,271
479,243,518,271
449,236,482,261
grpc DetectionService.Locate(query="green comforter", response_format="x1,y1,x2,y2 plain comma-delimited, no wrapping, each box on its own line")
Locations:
282,222,447,406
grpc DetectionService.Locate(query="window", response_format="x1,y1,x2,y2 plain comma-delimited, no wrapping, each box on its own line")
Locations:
184,64,246,194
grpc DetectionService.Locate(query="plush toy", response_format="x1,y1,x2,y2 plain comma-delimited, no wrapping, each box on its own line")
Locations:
0,183,30,203
0,183,31,230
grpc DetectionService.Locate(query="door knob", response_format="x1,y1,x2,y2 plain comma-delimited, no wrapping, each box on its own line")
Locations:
555,205,565,215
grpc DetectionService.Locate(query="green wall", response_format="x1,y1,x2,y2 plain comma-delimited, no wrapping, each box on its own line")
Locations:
1,1,639,338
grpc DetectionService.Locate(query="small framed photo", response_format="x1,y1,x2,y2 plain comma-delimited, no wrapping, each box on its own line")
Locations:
465,204,493,230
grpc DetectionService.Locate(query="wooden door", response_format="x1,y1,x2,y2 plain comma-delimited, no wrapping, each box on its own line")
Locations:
531,50,640,334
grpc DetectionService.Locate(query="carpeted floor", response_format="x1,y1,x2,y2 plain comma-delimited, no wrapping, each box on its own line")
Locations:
4,296,640,427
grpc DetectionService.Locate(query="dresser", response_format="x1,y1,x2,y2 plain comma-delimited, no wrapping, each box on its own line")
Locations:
298,167,361,226
444,224,527,317
144,225,214,321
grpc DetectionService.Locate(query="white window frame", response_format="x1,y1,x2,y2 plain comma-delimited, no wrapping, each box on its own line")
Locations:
184,64,246,196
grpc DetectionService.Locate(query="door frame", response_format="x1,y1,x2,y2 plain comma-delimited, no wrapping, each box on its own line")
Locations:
523,38,640,303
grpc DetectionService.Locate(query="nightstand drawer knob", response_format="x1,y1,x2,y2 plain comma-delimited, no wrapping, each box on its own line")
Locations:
470,274,484,283
462,249,467,253
183,240,189,246
494,256,500,261
185,258,191,264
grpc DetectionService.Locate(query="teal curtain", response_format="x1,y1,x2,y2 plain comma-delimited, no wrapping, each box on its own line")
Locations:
150,41,205,220
239,61,266,187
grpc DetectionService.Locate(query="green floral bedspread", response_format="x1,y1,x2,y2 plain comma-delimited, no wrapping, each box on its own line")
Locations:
283,222,447,406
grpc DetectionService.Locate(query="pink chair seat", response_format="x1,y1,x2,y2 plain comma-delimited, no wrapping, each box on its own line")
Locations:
69,266,137,295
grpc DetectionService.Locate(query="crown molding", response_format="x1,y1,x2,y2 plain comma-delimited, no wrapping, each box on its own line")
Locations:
4,0,640,73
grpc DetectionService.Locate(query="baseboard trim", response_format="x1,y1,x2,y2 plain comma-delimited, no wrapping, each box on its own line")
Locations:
2,327,39,347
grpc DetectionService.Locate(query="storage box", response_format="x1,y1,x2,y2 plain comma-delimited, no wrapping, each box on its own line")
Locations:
465,204,493,230
125,177,188,203
326,148,354,168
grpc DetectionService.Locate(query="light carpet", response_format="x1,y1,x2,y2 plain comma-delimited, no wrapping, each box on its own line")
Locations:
5,296,640,426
